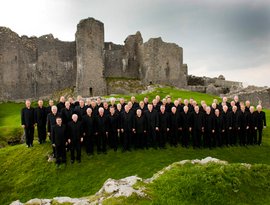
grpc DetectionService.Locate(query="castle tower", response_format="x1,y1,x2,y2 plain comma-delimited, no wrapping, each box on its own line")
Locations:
75,18,107,97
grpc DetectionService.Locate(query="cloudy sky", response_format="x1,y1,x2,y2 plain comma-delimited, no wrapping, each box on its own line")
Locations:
1,0,269,87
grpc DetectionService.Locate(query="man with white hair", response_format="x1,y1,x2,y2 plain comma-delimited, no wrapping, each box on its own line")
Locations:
145,103,159,149
61,101,73,125
47,105,59,156
246,106,258,145
21,99,35,147
169,106,179,147
237,105,248,146
221,105,230,146
120,105,135,152
192,106,204,148
180,106,193,148
107,106,120,151
255,105,266,146
82,108,95,155
228,106,238,146
74,99,86,121
68,114,83,163
204,106,215,148
57,96,66,112
95,107,108,154
234,95,240,110
47,106,58,141
34,99,47,144
158,105,169,148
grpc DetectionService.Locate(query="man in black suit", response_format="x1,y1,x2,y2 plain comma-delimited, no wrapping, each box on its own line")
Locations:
228,106,238,146
204,106,215,148
256,105,267,146
46,99,54,116
145,103,159,149
246,106,258,145
56,96,66,113
47,105,58,156
68,114,84,163
107,106,120,151
214,109,223,147
120,105,135,152
237,105,248,146
61,101,74,125
21,99,35,148
131,96,139,110
82,108,96,155
158,105,169,148
34,100,47,144
192,106,204,148
134,109,147,149
74,99,86,121
168,106,179,147
221,105,230,146
95,107,108,154
51,116,67,166
180,106,193,148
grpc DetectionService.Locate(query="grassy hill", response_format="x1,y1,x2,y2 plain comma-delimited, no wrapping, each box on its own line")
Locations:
0,87,269,205
103,162,270,205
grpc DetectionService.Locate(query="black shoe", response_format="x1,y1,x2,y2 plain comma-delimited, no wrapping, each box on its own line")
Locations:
77,160,81,163
71,160,74,164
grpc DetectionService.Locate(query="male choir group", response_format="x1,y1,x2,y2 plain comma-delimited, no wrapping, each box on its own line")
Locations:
21,95,266,165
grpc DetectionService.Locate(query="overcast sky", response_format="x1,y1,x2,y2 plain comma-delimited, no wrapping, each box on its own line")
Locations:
1,0,269,87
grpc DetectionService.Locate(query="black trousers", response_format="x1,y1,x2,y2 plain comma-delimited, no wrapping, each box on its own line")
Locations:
192,129,202,148
70,142,81,161
97,132,107,153
182,128,190,147
37,124,46,143
147,128,157,148
24,126,34,146
123,130,132,151
157,129,167,148
215,131,222,147
247,128,256,145
109,131,118,151
85,134,94,154
238,128,246,146
135,132,145,149
169,129,178,146
203,130,212,148
229,128,238,145
55,144,66,164
257,129,263,145
222,129,229,146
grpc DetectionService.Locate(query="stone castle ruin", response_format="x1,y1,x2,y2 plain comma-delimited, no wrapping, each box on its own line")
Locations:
0,17,244,101
0,17,187,100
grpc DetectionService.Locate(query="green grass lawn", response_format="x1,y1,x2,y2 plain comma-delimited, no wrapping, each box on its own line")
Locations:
0,87,269,205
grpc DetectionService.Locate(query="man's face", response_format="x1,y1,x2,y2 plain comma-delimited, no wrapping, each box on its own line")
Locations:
72,114,78,122
25,100,31,108
38,100,43,107
56,118,62,126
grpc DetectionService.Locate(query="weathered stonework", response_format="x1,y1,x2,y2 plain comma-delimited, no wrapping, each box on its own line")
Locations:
1,17,235,100
139,37,187,88
0,27,76,100
76,18,107,97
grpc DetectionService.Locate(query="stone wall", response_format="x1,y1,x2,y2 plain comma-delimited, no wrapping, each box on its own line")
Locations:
139,37,187,87
75,18,107,97
224,86,270,109
0,27,76,100
104,32,142,79
0,18,190,100
187,75,243,96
